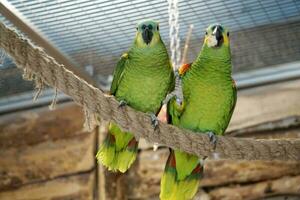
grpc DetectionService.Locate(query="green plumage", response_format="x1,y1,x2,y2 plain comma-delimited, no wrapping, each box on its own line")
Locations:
179,41,236,134
115,42,174,114
160,149,201,200
160,24,236,200
96,20,174,173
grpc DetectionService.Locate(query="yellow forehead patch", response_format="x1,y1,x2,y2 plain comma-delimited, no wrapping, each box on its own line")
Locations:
223,33,229,46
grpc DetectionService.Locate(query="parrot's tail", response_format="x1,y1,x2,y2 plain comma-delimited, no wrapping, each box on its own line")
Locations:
96,123,138,173
160,150,202,200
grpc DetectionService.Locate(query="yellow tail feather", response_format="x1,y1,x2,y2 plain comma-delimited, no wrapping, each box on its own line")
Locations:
96,123,138,173
160,150,201,200
96,140,138,173
160,170,199,200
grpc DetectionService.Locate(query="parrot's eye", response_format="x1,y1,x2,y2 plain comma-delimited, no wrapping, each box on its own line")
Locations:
227,32,230,37
157,25,159,31
142,25,146,30
205,31,208,35
148,24,153,30
136,27,138,30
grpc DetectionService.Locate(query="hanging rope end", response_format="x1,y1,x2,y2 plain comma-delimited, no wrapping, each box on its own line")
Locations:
83,106,101,132
49,88,58,110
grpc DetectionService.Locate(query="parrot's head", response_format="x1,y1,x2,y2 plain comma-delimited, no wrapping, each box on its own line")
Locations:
204,24,230,49
135,20,161,47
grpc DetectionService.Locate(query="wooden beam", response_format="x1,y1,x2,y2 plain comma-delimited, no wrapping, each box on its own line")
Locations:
200,160,300,187
123,149,300,199
0,103,95,190
228,115,300,138
0,0,97,86
228,79,300,132
0,173,95,200
205,175,300,200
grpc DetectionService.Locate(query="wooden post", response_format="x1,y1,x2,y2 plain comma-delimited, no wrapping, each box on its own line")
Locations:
0,103,96,199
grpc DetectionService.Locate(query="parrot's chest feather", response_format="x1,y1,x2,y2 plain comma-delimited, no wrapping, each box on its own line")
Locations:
180,71,234,134
116,49,172,113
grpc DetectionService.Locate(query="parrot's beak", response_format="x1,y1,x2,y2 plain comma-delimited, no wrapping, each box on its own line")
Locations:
142,27,153,45
213,26,224,47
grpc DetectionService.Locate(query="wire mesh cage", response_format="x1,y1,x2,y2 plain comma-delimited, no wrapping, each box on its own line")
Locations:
1,0,300,97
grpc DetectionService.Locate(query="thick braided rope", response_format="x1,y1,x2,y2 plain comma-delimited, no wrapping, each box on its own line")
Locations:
1,22,300,161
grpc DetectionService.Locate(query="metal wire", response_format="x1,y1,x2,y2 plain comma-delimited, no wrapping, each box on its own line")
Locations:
1,0,300,98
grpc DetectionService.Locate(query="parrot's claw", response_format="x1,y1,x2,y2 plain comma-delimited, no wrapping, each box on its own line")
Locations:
150,113,159,129
118,100,127,108
207,131,217,150
163,93,174,105
163,93,183,106
175,96,183,105
174,69,181,78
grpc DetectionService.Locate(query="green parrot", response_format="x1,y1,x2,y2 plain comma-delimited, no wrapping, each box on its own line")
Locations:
96,19,174,173
160,24,237,200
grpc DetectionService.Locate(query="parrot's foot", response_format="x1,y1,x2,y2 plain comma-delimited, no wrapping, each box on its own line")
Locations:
150,113,159,128
175,69,181,78
207,131,217,150
118,100,127,108
175,96,183,105
163,93,183,106
163,93,174,105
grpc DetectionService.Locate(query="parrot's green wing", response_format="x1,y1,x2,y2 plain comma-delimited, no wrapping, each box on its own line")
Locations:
110,53,128,95
223,79,237,133
228,79,237,123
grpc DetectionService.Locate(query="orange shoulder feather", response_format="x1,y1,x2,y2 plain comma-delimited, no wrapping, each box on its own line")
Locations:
178,63,192,76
